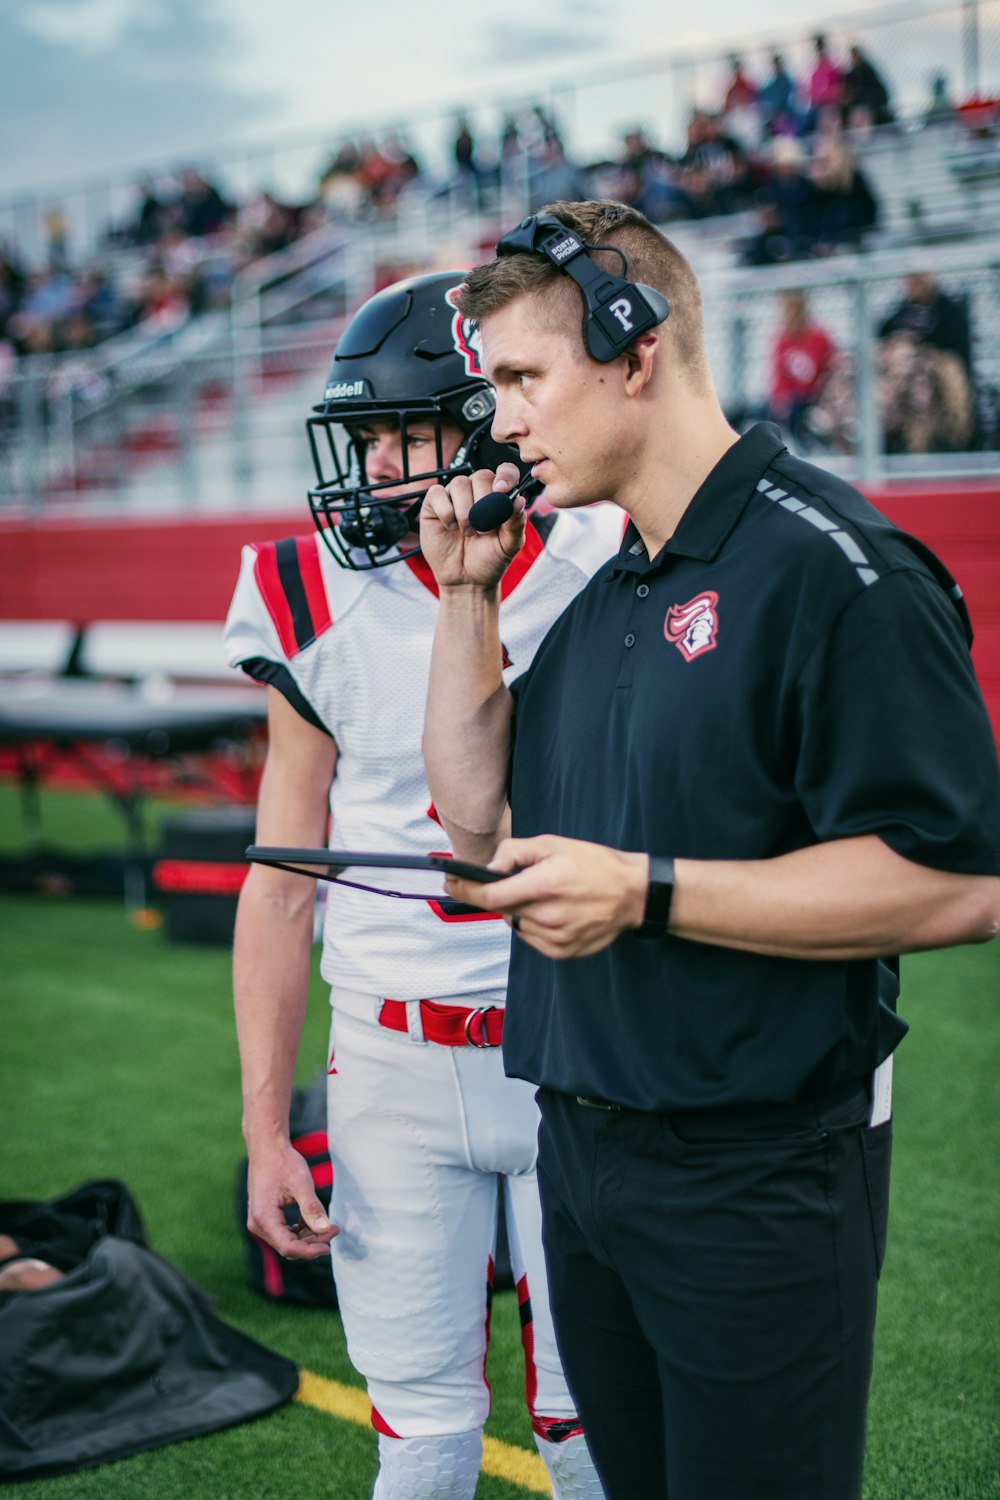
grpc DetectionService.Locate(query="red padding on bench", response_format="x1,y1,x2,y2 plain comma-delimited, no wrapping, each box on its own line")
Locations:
152,859,248,895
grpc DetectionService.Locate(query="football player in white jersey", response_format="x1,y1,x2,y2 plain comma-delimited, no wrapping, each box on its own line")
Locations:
225,271,619,1500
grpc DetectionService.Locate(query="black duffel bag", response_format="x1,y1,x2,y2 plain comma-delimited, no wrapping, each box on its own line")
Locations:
235,1071,339,1308
0,1180,299,1481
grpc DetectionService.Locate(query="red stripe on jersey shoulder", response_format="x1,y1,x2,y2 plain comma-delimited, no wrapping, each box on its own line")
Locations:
500,519,543,599
404,520,545,600
296,533,333,637
251,542,296,657
251,535,333,659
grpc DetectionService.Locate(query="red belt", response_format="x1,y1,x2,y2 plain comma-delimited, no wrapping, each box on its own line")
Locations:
379,999,504,1049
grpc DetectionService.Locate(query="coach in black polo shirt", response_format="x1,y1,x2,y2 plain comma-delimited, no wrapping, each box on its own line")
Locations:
420,200,1000,1500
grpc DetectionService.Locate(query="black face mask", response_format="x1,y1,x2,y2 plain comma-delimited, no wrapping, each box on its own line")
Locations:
336,493,419,557
306,409,533,571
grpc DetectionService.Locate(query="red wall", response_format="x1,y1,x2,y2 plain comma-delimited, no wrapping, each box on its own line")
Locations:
0,512,307,623
2,484,998,736
865,485,999,741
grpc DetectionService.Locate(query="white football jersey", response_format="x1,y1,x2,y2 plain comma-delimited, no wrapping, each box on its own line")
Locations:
224,509,622,1000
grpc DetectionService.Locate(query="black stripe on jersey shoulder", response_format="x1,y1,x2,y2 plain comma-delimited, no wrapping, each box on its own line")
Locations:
275,537,324,653
239,657,333,738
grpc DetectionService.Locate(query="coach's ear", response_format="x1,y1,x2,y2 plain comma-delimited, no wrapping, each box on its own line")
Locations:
623,331,659,397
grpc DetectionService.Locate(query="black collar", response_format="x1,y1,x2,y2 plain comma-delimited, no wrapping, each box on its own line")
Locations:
612,423,787,574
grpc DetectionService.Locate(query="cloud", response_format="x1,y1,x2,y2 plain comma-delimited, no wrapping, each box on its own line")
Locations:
20,0,142,52
472,23,607,66
555,0,612,14
0,0,276,196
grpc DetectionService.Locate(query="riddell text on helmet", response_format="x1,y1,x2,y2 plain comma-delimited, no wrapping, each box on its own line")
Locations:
324,379,372,401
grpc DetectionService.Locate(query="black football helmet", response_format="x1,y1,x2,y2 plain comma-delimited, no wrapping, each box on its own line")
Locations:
307,271,525,569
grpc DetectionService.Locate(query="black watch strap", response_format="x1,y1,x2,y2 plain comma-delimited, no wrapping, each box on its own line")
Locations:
636,855,675,938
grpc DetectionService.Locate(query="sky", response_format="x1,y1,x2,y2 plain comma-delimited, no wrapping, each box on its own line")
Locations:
1,0,923,203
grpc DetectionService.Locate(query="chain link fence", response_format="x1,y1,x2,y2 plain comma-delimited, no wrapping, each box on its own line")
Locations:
705,242,1000,479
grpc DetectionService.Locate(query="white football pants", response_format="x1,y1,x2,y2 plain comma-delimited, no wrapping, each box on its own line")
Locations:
326,989,602,1498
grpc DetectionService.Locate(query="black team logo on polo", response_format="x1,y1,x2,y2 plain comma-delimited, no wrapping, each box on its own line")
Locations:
665,591,720,661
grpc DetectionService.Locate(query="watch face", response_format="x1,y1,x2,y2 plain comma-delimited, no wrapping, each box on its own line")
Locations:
644,857,675,927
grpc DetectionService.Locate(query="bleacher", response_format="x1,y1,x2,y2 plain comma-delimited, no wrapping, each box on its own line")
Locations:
4,93,998,516
855,118,1000,245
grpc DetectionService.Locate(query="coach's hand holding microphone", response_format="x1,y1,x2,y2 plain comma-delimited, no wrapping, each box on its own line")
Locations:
467,470,543,533
419,458,533,595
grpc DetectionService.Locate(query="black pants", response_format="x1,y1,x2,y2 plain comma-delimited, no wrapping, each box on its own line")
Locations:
536,1085,892,1500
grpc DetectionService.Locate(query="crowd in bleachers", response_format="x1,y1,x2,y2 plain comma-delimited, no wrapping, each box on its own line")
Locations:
0,34,917,375
586,36,896,261
1,31,995,462
0,168,328,371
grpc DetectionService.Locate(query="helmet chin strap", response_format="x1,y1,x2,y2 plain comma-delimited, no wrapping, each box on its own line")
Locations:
339,499,418,554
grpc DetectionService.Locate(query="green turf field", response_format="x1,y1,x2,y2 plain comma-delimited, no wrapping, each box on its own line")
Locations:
1,790,997,1497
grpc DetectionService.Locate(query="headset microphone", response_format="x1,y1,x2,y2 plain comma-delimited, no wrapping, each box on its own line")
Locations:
467,472,543,533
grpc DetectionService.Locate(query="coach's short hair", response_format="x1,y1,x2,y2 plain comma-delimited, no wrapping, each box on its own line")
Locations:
459,200,709,384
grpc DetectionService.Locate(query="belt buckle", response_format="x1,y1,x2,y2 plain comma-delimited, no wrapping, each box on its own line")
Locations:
463,1006,500,1048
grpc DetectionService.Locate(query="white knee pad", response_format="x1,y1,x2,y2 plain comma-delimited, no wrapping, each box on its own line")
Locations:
534,1426,606,1499
371,1428,483,1500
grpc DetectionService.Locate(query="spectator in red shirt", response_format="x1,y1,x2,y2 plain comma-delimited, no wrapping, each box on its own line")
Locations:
768,289,836,447
721,54,760,147
723,54,759,112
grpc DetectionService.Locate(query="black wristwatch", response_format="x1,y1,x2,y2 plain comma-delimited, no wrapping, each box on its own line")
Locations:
636,855,675,938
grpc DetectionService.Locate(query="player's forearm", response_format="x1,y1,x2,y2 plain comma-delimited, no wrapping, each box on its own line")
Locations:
669,835,1000,959
233,871,316,1150
425,584,513,860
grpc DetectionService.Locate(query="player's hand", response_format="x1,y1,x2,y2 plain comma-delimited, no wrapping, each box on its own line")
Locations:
246,1141,339,1261
419,462,526,591
445,835,651,959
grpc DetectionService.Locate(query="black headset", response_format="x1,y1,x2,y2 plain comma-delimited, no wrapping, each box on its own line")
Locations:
495,212,670,363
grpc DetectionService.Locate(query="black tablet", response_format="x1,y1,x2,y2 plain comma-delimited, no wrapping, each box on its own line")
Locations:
245,846,508,884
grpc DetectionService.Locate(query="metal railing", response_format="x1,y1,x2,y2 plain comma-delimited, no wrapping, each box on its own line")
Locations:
3,238,996,513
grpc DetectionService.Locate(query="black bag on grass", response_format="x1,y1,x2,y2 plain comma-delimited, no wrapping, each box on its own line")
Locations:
235,1072,338,1308
0,1180,299,1481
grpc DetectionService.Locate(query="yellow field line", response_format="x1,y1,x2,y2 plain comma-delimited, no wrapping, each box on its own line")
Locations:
295,1370,552,1494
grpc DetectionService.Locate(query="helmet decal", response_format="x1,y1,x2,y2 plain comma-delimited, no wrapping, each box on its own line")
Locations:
445,284,483,378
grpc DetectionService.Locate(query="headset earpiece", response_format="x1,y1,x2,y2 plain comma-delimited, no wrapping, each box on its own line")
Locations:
495,213,669,363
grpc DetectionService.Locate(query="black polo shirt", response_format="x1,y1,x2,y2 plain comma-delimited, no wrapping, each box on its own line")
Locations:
503,424,1000,1112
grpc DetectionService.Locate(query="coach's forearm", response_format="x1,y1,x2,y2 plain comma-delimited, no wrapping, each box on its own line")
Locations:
425,584,513,862
669,835,1000,959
